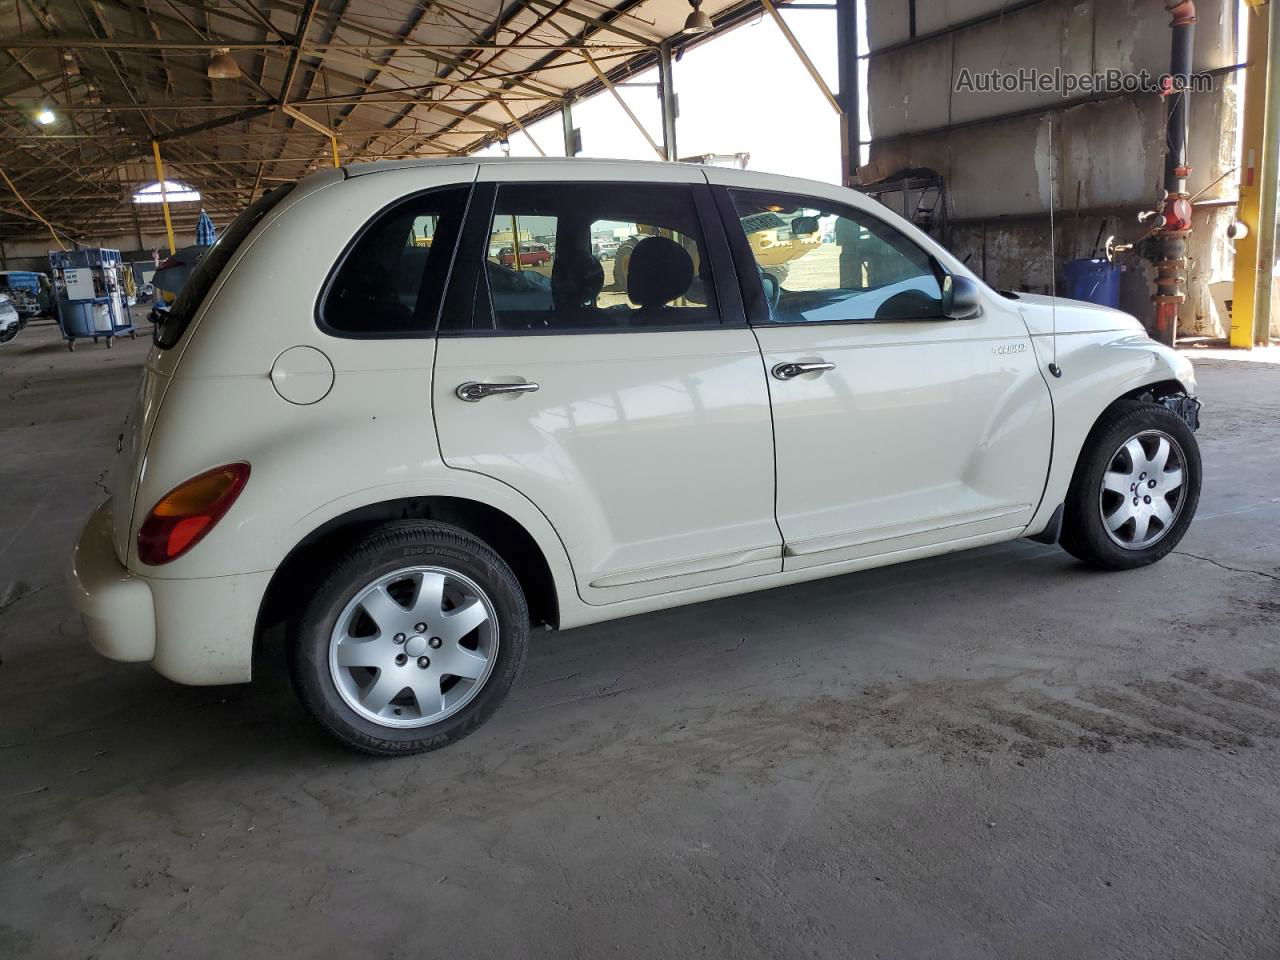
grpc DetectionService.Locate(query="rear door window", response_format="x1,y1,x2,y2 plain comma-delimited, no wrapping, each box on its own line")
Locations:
465,181,720,333
154,182,296,349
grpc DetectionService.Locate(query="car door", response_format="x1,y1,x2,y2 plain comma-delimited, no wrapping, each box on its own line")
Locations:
432,166,781,605
712,179,1053,570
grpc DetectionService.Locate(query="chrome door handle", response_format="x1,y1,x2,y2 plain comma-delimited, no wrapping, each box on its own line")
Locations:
455,381,540,402
771,361,836,380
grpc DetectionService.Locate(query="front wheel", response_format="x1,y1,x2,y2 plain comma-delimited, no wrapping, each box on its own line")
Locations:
1060,399,1201,569
290,522,529,755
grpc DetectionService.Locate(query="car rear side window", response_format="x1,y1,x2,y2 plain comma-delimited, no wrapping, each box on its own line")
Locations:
320,186,468,338
154,182,296,349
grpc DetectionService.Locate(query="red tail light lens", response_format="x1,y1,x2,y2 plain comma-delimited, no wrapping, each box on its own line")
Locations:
136,463,250,565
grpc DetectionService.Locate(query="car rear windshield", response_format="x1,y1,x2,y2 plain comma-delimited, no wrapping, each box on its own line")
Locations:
154,182,296,349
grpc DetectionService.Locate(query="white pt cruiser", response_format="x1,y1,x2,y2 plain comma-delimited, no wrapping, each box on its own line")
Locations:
69,159,1202,755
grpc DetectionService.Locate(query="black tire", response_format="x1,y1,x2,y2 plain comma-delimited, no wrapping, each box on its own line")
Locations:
290,522,529,756
1060,399,1201,570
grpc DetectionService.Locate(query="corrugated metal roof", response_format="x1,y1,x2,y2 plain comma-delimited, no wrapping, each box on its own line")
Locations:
0,0,772,243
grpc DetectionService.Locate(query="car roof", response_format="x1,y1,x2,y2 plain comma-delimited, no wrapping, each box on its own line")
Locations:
340,156,835,196
345,156,683,178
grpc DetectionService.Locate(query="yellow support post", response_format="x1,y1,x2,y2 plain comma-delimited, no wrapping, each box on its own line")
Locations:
510,214,523,272
330,135,341,168
1251,0,1280,344
151,140,177,255
1232,5,1269,346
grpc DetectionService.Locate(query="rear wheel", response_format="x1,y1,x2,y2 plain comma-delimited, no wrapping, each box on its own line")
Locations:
1060,399,1201,569
290,522,529,755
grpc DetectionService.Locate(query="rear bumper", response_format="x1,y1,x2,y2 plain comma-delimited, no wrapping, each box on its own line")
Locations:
67,499,156,663
68,498,271,685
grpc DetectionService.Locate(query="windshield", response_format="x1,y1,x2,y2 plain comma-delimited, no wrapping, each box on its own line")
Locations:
154,182,296,349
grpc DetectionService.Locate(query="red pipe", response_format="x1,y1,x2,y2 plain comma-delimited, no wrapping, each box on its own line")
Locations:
1151,0,1197,346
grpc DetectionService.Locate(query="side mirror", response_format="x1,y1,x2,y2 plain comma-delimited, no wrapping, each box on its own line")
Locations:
941,273,982,319
790,215,820,237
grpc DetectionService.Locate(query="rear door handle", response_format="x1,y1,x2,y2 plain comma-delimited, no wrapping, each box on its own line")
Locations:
772,361,836,380
456,381,540,402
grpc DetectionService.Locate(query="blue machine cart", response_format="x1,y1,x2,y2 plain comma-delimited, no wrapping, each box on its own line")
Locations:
49,248,136,350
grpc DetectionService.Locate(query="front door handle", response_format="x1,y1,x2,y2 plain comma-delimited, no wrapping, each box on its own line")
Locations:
456,381,540,402
772,361,836,380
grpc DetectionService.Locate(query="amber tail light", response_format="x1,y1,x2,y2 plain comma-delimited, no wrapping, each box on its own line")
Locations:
136,463,250,565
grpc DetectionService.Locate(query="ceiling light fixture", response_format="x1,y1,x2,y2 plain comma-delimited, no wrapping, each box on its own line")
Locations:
681,0,712,35
35,107,57,126
133,180,201,204
207,48,241,79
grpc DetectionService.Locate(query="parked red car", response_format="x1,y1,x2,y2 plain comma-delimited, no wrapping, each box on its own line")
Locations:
496,243,551,267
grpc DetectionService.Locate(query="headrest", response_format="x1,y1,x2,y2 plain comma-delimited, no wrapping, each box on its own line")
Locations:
551,250,605,309
626,236,694,308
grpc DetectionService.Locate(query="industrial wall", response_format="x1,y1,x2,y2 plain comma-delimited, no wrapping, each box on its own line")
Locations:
861,0,1239,337
2,232,179,274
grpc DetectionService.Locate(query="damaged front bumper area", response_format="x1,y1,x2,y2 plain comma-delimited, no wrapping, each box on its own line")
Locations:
1159,394,1202,431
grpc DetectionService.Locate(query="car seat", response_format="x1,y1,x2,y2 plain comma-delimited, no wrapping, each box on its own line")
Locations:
550,249,607,327
625,236,694,325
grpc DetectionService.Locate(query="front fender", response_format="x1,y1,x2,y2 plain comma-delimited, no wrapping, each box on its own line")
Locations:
1025,332,1197,536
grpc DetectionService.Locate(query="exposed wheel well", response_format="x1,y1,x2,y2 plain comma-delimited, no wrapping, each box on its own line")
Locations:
254,497,558,669
1067,380,1193,490
1119,378,1190,405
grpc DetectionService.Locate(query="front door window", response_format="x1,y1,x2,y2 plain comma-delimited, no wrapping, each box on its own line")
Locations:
729,191,944,324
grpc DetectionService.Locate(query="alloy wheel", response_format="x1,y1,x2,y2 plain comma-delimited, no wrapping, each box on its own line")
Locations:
328,565,499,728
1098,429,1187,551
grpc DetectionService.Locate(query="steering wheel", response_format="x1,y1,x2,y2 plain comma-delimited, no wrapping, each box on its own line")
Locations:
875,289,939,321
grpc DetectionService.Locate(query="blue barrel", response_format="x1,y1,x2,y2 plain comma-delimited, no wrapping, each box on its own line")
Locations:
1062,258,1121,308
55,298,97,339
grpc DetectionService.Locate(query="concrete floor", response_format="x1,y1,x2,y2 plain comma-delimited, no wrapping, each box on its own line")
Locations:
2,317,1278,959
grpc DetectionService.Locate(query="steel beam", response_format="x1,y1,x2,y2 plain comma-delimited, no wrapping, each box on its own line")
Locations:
759,0,841,115
498,100,547,156
562,99,577,156
658,40,677,161
580,46,665,161
279,0,321,104
836,0,860,184
1,37,285,50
